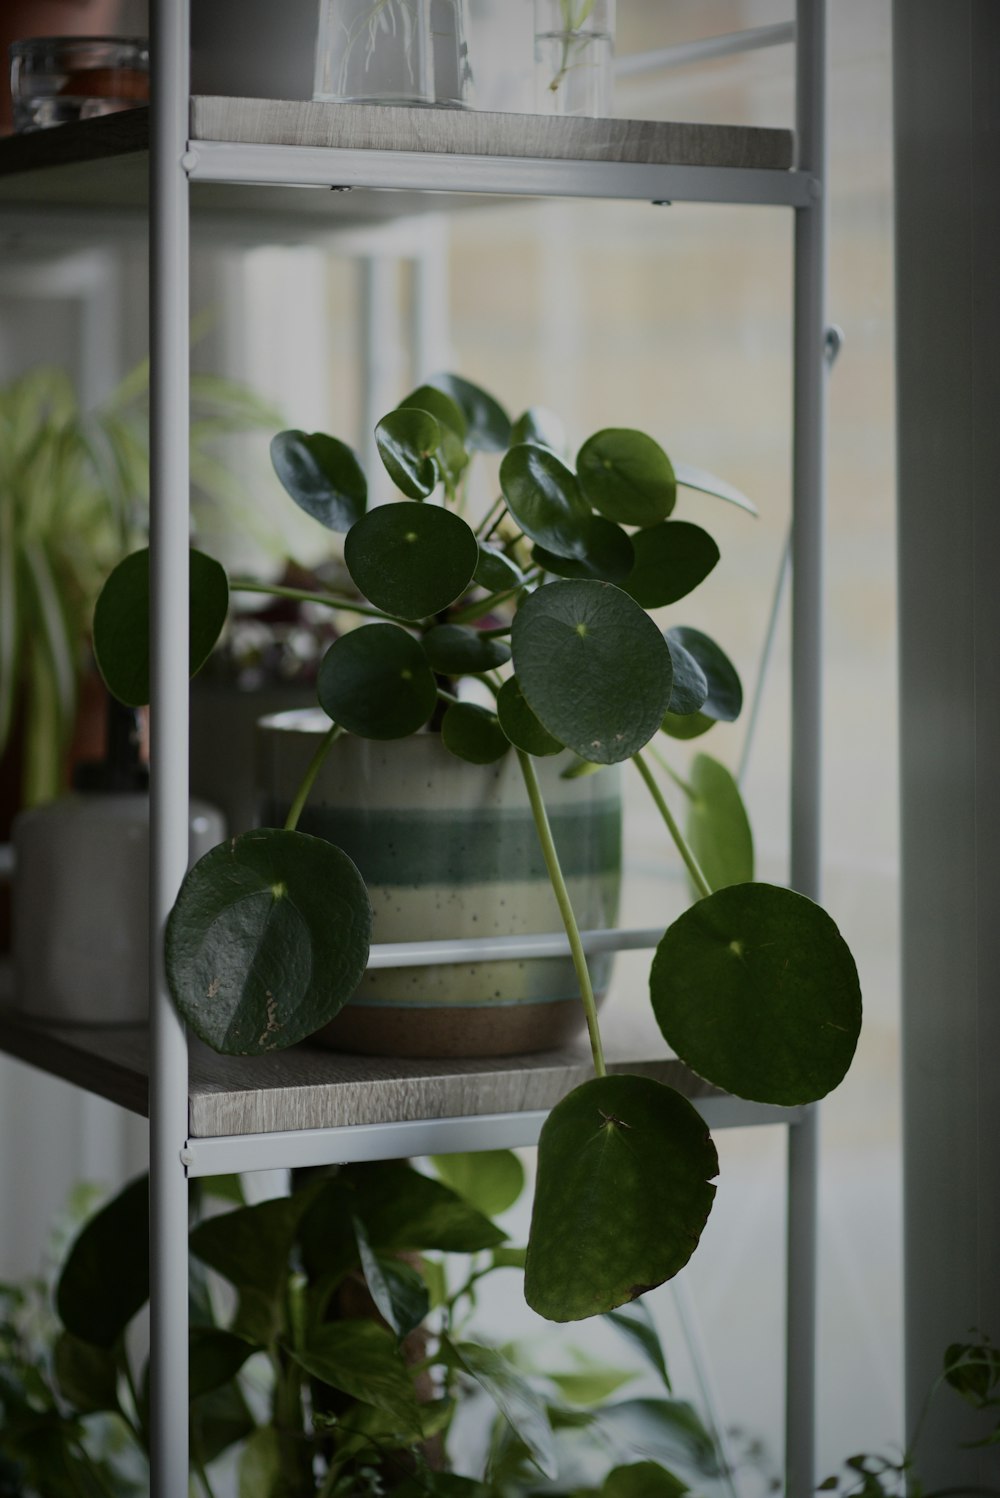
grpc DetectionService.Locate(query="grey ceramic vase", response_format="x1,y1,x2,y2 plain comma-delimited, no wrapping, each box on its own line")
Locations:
257,709,622,1057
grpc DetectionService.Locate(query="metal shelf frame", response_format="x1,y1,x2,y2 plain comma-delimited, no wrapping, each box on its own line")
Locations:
145,1,831,1490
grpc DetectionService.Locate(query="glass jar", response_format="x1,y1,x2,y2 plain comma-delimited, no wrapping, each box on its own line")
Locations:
9,36,149,133
533,0,615,117
313,0,473,108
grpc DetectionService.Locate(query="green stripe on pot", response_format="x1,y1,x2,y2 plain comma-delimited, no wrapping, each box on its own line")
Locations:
261,801,622,888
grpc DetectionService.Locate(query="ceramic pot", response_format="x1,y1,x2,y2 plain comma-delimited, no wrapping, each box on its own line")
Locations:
257,710,622,1057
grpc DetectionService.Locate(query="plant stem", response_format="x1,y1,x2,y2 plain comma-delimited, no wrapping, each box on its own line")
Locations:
633,750,713,900
449,569,541,627
194,1460,219,1498
474,494,505,539
230,578,403,625
647,741,697,801
436,686,461,707
478,623,512,639
516,749,606,1078
284,724,343,832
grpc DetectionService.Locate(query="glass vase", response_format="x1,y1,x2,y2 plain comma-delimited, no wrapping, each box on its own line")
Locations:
533,0,615,117
313,0,473,108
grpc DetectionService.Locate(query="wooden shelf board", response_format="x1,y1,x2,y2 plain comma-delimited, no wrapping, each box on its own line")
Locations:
0,980,730,1140
0,99,793,228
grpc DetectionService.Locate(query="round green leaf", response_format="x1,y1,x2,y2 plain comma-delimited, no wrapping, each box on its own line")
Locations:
660,711,715,741
510,406,565,453
398,383,467,439
165,827,372,1055
93,547,228,708
345,502,478,621
496,676,564,757
430,1150,526,1217
664,633,709,716
375,408,441,499
576,429,676,527
499,444,592,560
441,702,510,764
525,1075,718,1321
685,752,754,893
428,372,512,452
475,543,523,593
650,882,862,1105
317,624,437,739
665,626,742,722
421,623,511,675
603,1463,689,1498
622,521,720,608
533,515,635,584
57,1175,149,1348
269,430,367,532
511,580,673,764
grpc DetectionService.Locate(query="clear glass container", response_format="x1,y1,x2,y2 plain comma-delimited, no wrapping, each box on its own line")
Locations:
313,0,472,108
534,0,615,117
9,36,149,133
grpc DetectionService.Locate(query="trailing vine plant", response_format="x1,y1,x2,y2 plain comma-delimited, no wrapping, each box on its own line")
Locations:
92,372,863,1325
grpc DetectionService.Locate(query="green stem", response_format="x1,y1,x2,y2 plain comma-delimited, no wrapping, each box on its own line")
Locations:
230,578,404,625
478,623,512,639
474,494,505,539
449,569,541,626
633,750,713,900
516,749,606,1078
284,724,343,831
647,741,697,801
193,1460,219,1498
436,686,461,706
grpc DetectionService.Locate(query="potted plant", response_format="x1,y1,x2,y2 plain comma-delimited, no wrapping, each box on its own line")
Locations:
0,1158,736,1495
92,371,863,1325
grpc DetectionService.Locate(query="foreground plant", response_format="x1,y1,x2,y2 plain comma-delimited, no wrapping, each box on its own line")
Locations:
93,372,863,1324
1,1160,732,1496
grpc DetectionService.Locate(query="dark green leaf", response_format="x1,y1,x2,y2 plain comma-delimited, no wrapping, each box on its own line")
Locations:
345,502,479,620
430,1150,525,1217
475,543,523,592
290,1322,421,1435
450,1340,557,1479
525,1075,717,1321
510,406,565,452
300,1162,505,1287
53,1333,119,1413
500,445,591,559
189,1327,257,1400
496,676,565,756
93,548,228,708
56,1175,148,1348
665,627,742,722
190,1380,256,1468
269,430,366,531
398,383,468,439
650,883,862,1105
549,1367,636,1406
375,409,441,499
352,1216,429,1340
165,828,372,1055
685,753,754,892
602,1462,689,1496
605,1300,672,1389
421,624,511,675
673,460,757,516
576,429,676,527
392,1476,488,1498
534,516,635,584
189,1185,322,1346
663,634,709,717
491,1246,528,1270
317,623,438,739
596,1398,719,1474
441,702,510,764
238,1427,282,1498
622,521,719,609
428,372,512,452
660,711,715,741
512,580,673,764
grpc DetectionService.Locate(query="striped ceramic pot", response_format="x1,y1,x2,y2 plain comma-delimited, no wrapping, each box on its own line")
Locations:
256,709,622,1058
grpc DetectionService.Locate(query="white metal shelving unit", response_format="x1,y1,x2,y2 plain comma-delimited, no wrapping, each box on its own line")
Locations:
0,3,828,1492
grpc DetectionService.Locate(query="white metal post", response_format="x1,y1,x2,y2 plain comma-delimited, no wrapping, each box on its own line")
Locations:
149,2,192,1494
786,2,827,1493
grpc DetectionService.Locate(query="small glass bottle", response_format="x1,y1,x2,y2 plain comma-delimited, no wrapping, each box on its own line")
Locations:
533,0,615,118
313,0,473,108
